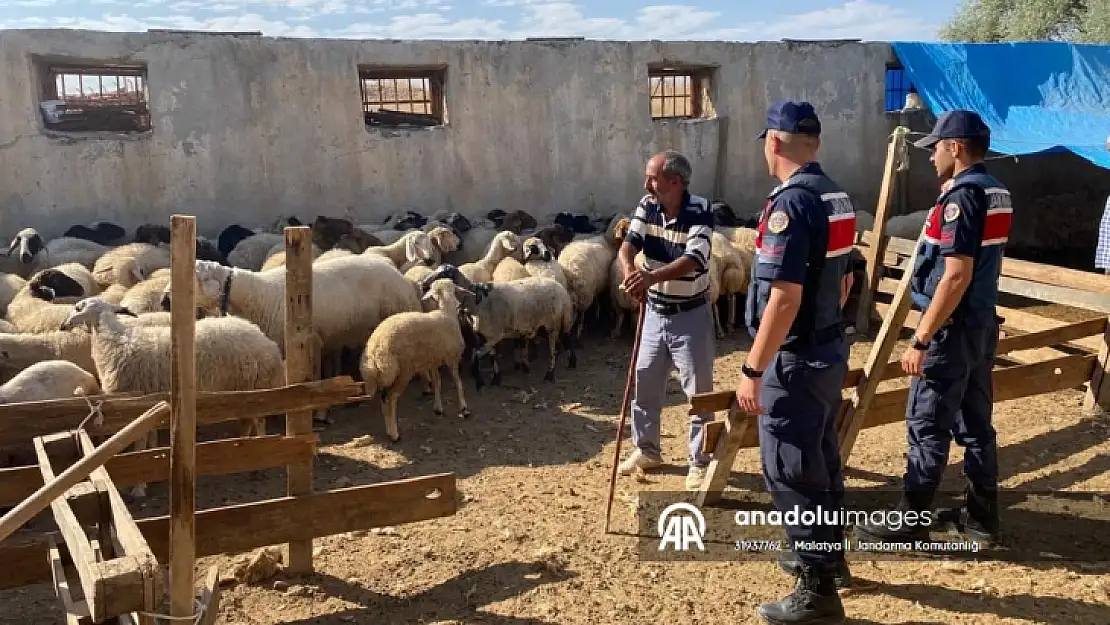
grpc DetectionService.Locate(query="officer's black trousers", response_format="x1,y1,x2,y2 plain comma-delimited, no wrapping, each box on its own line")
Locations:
759,342,847,568
904,319,999,502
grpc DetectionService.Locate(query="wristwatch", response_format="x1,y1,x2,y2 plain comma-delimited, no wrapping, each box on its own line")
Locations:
741,363,763,378
911,337,929,351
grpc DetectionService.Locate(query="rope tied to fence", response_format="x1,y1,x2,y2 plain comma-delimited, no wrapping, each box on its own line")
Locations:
74,389,105,433
137,597,207,624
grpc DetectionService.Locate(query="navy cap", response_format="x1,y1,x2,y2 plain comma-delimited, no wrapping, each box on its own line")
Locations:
756,99,822,139
914,109,991,148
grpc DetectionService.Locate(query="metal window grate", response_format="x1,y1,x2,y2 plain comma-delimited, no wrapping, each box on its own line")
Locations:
650,72,695,119
360,76,433,115
885,67,914,112
42,65,150,132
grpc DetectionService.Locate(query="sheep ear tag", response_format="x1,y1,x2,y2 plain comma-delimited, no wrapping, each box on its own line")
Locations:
766,210,789,234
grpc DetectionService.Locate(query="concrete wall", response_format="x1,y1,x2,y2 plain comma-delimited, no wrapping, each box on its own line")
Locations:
0,30,896,240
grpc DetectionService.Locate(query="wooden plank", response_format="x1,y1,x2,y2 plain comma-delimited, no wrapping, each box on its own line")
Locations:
197,565,221,625
0,402,168,541
997,276,1110,314
49,538,92,625
0,434,317,508
169,213,198,618
283,225,315,573
698,353,1095,453
0,376,362,447
864,231,1110,297
75,430,162,624
694,398,748,507
0,473,458,589
838,228,924,462
854,126,906,333
33,437,146,621
1083,322,1110,414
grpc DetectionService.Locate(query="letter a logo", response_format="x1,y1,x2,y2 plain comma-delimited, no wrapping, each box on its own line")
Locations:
657,502,706,552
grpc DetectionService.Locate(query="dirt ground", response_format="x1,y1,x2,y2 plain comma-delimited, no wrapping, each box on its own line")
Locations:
2,302,1109,625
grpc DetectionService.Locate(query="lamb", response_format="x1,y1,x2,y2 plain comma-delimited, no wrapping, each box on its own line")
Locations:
162,256,421,384
0,273,27,316
228,233,285,271
358,278,473,442
520,237,567,289
0,360,100,404
123,270,220,316
364,230,437,269
458,231,521,284
491,256,530,282
459,277,576,388
60,297,285,498
556,223,622,338
92,243,171,289
6,284,78,333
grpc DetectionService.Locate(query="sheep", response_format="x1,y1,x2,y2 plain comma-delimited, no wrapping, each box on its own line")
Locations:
459,276,576,388
217,224,256,258
709,231,752,334
607,219,639,338
60,297,285,498
6,285,78,333
99,283,129,306
0,360,100,404
444,224,499,266
364,230,437,269
491,256,530,282
0,273,27,316
556,224,622,338
228,233,285,271
0,330,97,383
27,263,99,300
122,270,220,316
63,222,126,246
0,319,14,333
459,231,521,284
1,228,46,276
521,237,567,289
162,256,421,384
315,248,353,264
359,278,473,442
92,243,171,289
260,242,322,272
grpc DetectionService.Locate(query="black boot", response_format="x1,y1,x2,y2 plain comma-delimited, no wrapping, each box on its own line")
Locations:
757,564,845,625
937,482,999,544
853,484,935,542
776,549,851,588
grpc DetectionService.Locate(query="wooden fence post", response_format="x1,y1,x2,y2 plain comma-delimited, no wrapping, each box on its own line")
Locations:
283,226,315,573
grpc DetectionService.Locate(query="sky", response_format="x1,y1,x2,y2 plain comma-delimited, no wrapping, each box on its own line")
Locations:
0,0,961,41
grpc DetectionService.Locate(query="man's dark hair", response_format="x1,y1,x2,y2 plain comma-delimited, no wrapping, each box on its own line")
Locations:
957,136,989,159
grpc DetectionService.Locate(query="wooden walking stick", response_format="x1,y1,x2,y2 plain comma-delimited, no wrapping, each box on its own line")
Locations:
604,298,647,534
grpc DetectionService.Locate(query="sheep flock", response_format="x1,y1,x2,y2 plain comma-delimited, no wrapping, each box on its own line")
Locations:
0,203,885,489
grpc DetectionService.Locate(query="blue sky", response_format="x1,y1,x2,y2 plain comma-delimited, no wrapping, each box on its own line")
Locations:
0,0,960,40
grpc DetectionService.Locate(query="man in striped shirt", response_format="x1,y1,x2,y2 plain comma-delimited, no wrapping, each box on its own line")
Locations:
616,149,717,491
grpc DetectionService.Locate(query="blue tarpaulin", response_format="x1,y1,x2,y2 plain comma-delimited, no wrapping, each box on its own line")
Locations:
890,41,1110,170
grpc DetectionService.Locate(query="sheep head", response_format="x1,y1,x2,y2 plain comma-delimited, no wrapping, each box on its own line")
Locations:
6,227,43,265
60,297,137,331
28,268,85,301
423,278,476,316
160,260,229,312
428,226,460,254
491,231,521,260
612,217,632,245
403,231,436,265
521,237,552,263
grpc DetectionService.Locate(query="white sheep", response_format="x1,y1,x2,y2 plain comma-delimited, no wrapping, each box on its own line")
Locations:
405,226,461,273
491,256,530,282
166,255,421,383
460,276,576,388
364,230,437,269
31,237,112,273
709,231,751,334
555,225,621,338
0,360,100,404
0,273,27,317
260,241,323,272
228,233,285,271
60,297,285,498
26,262,100,301
6,284,78,333
459,231,521,284
0,330,97,384
607,219,639,338
92,242,171,288
315,248,354,264
359,278,473,442
520,237,567,289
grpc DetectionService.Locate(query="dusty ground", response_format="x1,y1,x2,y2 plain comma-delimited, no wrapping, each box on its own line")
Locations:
2,301,1109,625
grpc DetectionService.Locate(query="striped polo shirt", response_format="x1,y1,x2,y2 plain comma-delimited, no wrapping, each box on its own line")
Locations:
625,191,713,305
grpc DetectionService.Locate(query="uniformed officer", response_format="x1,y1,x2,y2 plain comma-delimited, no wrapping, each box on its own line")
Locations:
740,100,855,625
855,110,1009,545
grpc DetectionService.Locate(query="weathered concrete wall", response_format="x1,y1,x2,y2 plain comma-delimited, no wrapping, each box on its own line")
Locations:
0,31,895,240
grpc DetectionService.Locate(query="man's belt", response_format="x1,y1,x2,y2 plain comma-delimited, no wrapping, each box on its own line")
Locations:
648,295,707,316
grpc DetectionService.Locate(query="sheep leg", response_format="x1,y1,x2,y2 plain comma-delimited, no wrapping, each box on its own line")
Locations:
450,363,471,418
489,345,501,386
514,339,530,374
544,330,559,382
728,293,737,333
382,380,407,443
712,300,725,339
610,306,625,339
429,368,444,415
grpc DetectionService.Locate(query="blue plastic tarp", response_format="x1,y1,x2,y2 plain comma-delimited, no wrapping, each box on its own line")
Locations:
890,41,1110,170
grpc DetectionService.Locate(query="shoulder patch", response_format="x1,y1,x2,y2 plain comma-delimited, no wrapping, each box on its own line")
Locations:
766,210,790,234
943,202,961,223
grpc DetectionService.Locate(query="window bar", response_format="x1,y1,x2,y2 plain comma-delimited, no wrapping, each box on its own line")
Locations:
406,78,413,113
377,79,383,111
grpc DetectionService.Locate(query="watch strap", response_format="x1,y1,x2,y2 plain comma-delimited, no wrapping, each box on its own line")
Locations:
742,363,763,378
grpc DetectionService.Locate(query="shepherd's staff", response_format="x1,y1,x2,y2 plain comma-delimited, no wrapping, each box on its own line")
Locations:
603,290,647,534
